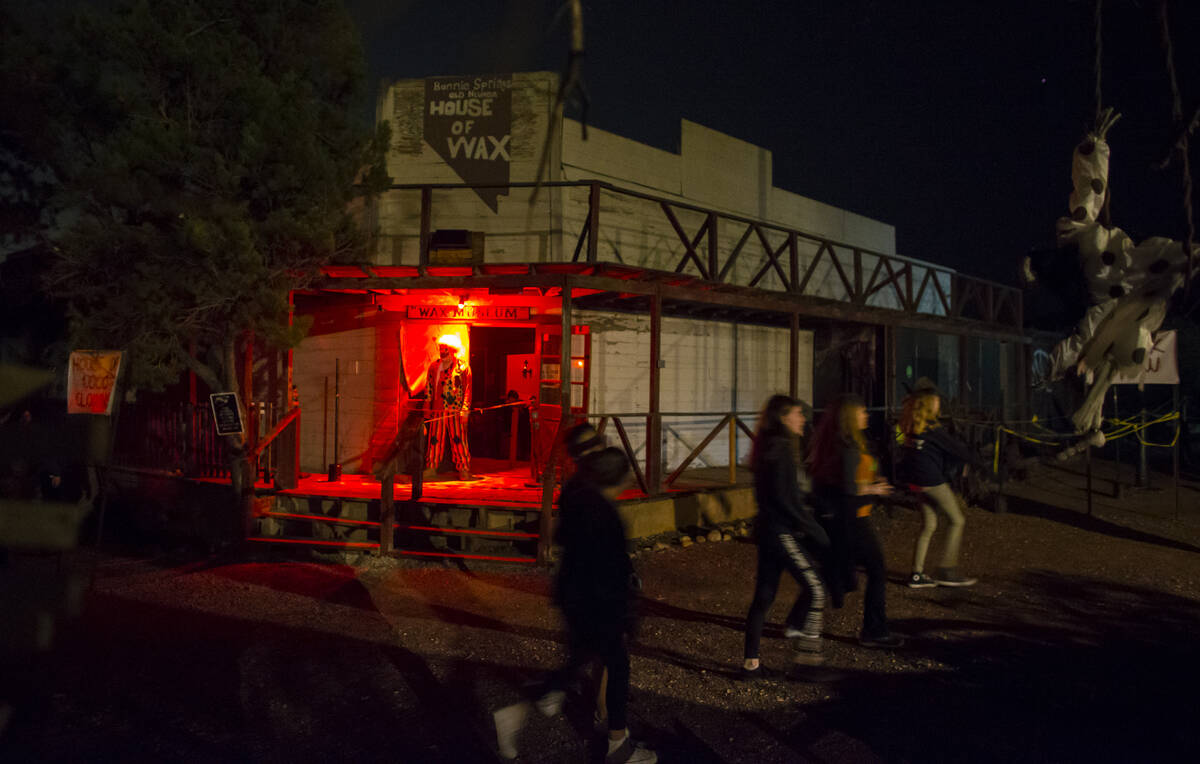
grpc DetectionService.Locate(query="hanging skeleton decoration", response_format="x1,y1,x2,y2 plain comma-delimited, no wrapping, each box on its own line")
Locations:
1028,107,1195,436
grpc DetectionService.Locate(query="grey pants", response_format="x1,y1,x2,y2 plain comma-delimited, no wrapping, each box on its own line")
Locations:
912,482,966,573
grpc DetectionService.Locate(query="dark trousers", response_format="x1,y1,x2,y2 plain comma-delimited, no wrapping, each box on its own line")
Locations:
852,516,889,639
744,532,826,659
545,609,630,731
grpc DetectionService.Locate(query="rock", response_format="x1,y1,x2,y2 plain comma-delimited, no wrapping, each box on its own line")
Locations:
721,533,734,541
696,535,707,543
706,529,722,542
680,537,693,547
653,541,669,552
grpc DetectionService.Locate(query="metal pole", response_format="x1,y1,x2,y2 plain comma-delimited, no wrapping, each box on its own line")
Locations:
1086,443,1094,517
1174,384,1181,519
328,359,341,481
995,427,1007,513
1137,383,1148,487
1113,384,1121,498
322,376,329,469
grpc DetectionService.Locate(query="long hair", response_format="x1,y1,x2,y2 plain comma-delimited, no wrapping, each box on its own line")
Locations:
899,392,940,437
807,394,869,483
750,394,799,472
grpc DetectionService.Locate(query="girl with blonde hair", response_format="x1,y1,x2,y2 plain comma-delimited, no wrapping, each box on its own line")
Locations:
896,381,980,588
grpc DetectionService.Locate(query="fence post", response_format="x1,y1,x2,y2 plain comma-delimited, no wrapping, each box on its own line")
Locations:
1137,383,1148,487
994,427,1007,513
728,415,737,485
380,469,395,555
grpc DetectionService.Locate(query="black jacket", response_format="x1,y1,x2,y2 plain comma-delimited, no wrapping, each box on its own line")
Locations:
753,434,829,548
896,425,979,487
553,477,636,618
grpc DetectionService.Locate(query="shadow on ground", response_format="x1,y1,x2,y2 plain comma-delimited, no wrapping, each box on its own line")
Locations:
1005,494,1200,554
635,568,1200,763
4,561,1199,763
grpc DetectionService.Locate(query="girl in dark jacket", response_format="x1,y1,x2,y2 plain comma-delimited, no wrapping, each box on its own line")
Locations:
742,395,831,677
896,388,979,588
808,395,904,648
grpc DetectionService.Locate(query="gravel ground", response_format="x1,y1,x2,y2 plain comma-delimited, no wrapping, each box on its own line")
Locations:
3,470,1200,763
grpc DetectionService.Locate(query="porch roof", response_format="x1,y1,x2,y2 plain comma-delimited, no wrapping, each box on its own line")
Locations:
300,261,1028,342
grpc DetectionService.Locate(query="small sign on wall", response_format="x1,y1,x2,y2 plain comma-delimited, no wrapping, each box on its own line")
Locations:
209,393,244,436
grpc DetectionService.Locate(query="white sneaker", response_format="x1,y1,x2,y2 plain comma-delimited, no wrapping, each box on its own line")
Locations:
784,627,819,639
535,689,565,717
606,735,658,763
493,702,529,759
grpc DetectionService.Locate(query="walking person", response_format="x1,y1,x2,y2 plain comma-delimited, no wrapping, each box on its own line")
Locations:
564,422,613,729
493,447,655,763
742,394,830,678
896,381,980,588
808,395,905,649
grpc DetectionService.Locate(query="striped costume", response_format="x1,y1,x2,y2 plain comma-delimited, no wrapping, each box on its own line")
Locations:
425,356,472,473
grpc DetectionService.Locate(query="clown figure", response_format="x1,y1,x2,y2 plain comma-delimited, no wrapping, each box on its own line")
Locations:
423,333,474,480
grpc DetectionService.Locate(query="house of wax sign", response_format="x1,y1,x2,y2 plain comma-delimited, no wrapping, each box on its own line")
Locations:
424,75,513,212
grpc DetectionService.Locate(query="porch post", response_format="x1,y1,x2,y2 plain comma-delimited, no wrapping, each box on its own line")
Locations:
884,324,896,415
958,333,969,412
537,277,573,563
587,183,600,263
789,311,799,398
379,471,395,555
241,332,256,539
647,287,663,495
276,290,299,489
419,186,432,266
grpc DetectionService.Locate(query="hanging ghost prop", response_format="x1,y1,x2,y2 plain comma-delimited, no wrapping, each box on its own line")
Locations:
1030,109,1193,434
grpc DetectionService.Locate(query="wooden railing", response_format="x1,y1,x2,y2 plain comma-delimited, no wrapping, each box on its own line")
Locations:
384,180,1023,332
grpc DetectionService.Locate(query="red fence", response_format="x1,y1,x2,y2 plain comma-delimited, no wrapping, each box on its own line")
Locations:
111,399,286,480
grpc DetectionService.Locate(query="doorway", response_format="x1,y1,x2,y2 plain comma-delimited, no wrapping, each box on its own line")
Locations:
468,326,536,460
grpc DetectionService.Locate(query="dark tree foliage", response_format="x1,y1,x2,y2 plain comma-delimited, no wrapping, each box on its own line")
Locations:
7,0,390,396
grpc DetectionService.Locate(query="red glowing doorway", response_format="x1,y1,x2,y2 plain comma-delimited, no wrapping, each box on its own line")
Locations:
468,325,537,462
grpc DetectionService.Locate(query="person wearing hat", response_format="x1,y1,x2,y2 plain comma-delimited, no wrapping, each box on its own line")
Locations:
423,333,474,481
896,382,980,588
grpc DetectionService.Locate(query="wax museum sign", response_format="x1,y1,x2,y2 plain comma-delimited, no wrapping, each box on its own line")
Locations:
407,305,531,321
424,74,513,212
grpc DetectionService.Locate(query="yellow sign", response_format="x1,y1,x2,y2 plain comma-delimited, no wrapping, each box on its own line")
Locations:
67,350,122,415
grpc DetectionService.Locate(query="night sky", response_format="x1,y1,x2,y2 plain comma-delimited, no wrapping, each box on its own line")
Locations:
346,0,1199,287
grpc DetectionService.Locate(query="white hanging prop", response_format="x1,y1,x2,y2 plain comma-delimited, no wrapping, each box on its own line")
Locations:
1036,109,1192,432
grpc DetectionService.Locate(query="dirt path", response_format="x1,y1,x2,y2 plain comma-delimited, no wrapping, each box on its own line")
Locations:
3,487,1199,763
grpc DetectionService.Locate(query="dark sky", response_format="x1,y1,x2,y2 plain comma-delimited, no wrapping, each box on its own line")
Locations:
346,0,1199,286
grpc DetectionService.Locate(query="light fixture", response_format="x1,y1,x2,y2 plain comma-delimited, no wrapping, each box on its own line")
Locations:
458,294,469,309
522,360,532,378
